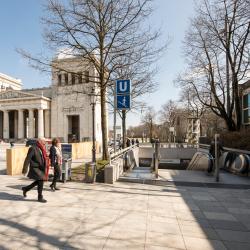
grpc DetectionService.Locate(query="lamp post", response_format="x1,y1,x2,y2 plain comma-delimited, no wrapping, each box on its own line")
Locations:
90,87,96,163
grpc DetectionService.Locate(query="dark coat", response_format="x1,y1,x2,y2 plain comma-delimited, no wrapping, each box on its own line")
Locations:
22,145,46,180
49,145,59,167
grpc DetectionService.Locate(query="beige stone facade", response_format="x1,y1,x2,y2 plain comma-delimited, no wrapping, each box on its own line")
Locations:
0,72,22,91
0,56,103,145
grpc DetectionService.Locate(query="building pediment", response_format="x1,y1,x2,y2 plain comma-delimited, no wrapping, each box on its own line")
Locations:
0,90,44,100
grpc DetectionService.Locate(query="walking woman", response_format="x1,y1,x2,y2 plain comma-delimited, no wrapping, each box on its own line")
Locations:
22,138,48,203
49,138,62,191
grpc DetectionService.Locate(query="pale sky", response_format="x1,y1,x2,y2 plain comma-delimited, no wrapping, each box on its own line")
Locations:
0,0,196,127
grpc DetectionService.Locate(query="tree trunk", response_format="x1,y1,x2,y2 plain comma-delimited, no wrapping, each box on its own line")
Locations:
122,110,126,149
100,85,108,160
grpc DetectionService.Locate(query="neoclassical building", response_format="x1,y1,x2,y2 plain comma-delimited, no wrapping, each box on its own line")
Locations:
0,55,103,144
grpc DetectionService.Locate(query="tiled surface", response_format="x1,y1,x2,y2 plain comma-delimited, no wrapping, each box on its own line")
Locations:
0,175,250,249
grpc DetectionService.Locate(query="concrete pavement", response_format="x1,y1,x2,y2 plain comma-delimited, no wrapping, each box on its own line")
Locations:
1,174,250,249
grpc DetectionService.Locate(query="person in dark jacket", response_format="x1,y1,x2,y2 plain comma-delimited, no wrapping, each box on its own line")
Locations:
22,138,48,203
49,138,62,191
131,138,135,145
126,138,131,147
209,137,224,159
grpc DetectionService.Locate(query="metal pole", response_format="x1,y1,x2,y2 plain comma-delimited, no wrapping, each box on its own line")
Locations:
155,139,159,178
92,103,96,163
215,133,219,182
113,85,117,153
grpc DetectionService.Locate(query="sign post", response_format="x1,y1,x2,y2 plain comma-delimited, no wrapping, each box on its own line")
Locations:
115,80,131,149
116,80,131,110
215,134,220,182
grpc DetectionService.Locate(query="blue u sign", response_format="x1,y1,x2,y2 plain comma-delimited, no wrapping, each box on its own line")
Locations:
116,80,130,94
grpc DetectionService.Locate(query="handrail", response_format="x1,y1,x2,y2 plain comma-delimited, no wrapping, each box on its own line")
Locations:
199,144,250,155
109,145,138,164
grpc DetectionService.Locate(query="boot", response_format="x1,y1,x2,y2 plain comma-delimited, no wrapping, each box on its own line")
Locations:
38,195,47,203
54,183,60,191
22,187,27,198
50,184,55,191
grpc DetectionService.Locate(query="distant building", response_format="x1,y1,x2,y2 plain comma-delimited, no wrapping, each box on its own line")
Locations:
0,72,22,91
0,54,104,145
186,117,200,144
109,125,122,140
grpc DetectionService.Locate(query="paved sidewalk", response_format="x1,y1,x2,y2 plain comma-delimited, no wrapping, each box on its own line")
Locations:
1,175,250,249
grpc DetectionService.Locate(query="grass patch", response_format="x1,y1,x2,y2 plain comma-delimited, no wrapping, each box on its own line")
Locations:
70,159,109,182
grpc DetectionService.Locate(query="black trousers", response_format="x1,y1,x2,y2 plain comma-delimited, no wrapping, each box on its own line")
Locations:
52,164,61,187
24,180,44,197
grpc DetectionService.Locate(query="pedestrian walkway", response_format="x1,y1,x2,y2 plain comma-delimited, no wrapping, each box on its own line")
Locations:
120,168,250,189
1,174,250,249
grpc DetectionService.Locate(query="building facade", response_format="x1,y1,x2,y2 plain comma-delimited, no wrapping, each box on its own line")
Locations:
0,55,103,145
241,80,250,126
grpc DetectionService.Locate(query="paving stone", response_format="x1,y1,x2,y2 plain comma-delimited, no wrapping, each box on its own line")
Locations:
178,218,212,228
223,241,250,250
203,212,238,222
109,228,146,243
146,231,186,249
75,222,113,238
198,205,226,213
215,229,250,243
183,236,227,250
147,220,181,235
180,225,219,240
65,234,107,249
103,239,145,250
145,245,181,250
228,208,250,215
208,219,248,231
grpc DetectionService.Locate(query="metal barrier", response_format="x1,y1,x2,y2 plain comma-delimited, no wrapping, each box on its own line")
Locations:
61,158,72,182
84,162,96,183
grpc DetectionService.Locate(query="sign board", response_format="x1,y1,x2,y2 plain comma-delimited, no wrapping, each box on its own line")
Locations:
116,79,131,110
116,95,130,109
61,144,72,159
116,80,130,94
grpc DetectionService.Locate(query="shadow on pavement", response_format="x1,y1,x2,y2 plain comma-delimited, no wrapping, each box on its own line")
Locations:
0,192,37,202
0,218,75,249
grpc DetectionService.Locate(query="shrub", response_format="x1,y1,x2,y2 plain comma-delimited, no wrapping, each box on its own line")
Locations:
220,129,250,151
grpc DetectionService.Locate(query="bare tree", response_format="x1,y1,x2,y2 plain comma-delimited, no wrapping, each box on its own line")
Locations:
19,0,166,160
177,0,250,131
141,106,157,141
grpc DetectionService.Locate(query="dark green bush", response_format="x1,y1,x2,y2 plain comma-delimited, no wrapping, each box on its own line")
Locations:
220,129,250,151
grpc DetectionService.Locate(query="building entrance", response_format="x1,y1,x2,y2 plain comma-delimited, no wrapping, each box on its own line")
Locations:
68,115,80,142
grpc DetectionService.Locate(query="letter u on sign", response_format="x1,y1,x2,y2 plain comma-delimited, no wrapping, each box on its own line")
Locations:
116,80,130,94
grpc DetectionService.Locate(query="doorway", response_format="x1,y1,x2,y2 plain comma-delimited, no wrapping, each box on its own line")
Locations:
68,115,80,142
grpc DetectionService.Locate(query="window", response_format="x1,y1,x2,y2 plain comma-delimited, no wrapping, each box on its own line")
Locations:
58,74,62,86
71,73,75,85
64,73,68,85
78,72,82,84
84,70,89,83
243,93,250,124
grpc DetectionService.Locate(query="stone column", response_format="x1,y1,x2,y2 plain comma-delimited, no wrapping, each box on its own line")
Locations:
3,110,9,139
44,110,51,138
28,109,34,138
18,109,24,139
38,109,44,138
